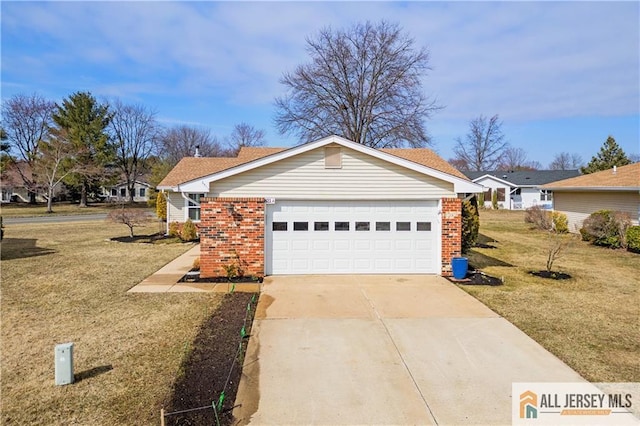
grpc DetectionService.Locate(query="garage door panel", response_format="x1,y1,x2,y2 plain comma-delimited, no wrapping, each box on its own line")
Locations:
267,200,440,274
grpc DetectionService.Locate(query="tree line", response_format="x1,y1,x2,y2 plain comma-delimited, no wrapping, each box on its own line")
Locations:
1,92,266,211
448,114,635,173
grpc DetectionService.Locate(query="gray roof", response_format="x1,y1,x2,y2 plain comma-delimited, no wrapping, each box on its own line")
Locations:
464,170,581,186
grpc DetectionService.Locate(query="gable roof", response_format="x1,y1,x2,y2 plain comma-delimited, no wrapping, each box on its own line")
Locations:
158,135,481,193
464,170,581,187
542,163,640,191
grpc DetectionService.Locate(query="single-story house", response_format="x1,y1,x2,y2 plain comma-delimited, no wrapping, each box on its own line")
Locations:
464,170,581,210
0,161,65,203
158,135,482,277
542,163,640,232
102,181,152,203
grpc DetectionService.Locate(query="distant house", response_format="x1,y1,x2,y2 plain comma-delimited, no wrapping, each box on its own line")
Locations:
0,161,65,203
464,170,581,210
542,163,640,232
103,181,152,203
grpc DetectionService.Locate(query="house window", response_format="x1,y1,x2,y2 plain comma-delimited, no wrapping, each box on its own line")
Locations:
139,188,146,197
497,188,506,202
396,222,411,231
120,188,126,197
187,193,204,221
376,222,391,231
111,188,117,196
293,222,308,231
273,222,287,231
355,222,370,231
417,222,432,231
334,221,349,231
540,190,553,202
483,188,492,202
314,222,329,231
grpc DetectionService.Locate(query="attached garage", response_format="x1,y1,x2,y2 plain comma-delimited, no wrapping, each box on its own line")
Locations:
158,135,482,277
266,200,440,274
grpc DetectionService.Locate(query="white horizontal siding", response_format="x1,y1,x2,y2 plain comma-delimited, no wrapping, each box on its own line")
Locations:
212,147,455,199
166,192,185,223
554,191,640,232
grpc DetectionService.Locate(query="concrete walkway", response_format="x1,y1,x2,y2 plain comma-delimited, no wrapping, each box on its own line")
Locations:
128,244,260,293
233,275,586,425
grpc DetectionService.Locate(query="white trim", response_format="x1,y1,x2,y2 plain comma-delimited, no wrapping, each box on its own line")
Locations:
177,135,483,194
471,174,514,187
544,186,640,192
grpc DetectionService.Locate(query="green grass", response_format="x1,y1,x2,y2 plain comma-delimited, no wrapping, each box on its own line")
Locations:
1,221,221,425
460,209,640,382
0,201,152,218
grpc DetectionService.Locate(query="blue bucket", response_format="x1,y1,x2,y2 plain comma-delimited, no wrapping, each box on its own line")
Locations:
451,257,468,280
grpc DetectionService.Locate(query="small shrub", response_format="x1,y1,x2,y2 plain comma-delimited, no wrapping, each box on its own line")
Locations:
106,207,149,238
221,263,239,281
552,212,569,233
477,192,485,208
492,191,498,210
155,191,167,221
525,206,552,231
168,221,180,238
461,199,479,253
180,219,198,241
580,210,631,248
192,256,200,271
626,226,640,253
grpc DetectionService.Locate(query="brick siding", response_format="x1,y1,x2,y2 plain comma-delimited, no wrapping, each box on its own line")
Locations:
441,198,462,276
199,197,265,278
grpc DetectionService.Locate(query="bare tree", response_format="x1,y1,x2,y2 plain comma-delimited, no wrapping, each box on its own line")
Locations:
452,114,508,171
227,122,266,155
1,93,55,203
275,20,441,148
34,128,78,213
158,125,225,166
448,157,470,172
549,152,583,170
497,147,526,170
109,100,159,203
107,206,150,238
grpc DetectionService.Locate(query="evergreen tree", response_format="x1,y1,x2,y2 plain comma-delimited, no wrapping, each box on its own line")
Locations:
52,92,113,206
581,136,631,174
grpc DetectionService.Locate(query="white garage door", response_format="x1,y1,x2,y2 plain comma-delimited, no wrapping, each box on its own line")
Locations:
266,200,440,275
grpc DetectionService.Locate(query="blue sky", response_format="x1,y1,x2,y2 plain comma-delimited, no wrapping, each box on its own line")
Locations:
2,1,639,166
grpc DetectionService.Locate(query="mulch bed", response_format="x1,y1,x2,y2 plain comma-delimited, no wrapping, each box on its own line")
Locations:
164,292,258,426
529,270,572,280
449,271,503,286
179,273,263,284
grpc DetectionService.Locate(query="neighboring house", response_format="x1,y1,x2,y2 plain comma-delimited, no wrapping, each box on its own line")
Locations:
158,135,482,278
542,163,640,232
464,170,581,210
103,181,152,203
0,161,65,203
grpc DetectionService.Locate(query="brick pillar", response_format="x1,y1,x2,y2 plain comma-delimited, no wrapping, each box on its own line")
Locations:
441,198,462,276
199,197,265,278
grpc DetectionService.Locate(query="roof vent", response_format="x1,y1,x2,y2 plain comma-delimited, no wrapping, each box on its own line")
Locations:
502,175,507,179
194,145,202,158
613,165,617,174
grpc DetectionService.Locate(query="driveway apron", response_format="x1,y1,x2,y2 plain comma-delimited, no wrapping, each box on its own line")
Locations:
233,275,585,425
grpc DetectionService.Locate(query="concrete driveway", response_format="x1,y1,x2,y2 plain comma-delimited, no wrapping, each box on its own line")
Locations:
234,275,584,425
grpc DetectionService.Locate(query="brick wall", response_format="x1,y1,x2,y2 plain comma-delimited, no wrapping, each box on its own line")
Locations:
199,197,265,278
441,198,462,276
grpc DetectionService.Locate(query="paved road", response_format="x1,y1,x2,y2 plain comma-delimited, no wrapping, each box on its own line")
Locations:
2,214,108,224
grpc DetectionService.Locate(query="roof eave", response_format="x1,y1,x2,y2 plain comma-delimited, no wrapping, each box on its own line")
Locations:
545,186,640,192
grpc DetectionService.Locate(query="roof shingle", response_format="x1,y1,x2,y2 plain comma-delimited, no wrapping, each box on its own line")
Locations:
542,163,640,189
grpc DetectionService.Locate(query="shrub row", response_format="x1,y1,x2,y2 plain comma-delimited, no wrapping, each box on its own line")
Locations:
580,210,636,252
524,206,568,233
168,219,199,242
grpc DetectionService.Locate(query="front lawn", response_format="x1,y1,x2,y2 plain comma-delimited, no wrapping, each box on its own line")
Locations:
0,221,222,424
460,209,639,382
0,201,152,218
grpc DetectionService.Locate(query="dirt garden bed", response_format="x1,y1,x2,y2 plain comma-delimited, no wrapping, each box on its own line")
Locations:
164,292,258,426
